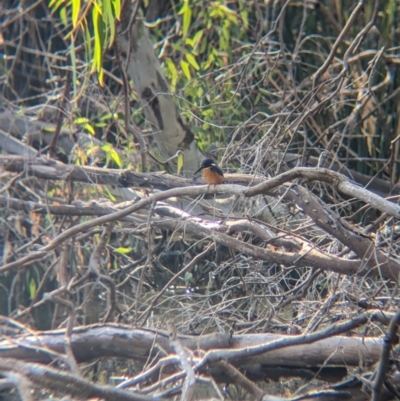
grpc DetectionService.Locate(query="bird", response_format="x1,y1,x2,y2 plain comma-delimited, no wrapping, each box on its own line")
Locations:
194,158,224,186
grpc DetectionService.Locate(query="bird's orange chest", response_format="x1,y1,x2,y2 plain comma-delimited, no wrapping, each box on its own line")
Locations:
202,167,224,185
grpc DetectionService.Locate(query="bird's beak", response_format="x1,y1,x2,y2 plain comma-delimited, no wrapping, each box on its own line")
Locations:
194,166,204,175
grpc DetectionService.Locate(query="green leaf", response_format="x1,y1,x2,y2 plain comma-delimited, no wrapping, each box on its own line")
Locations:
49,0,65,12
209,7,222,18
68,18,92,102
60,6,68,26
103,0,115,47
75,117,89,124
199,38,207,55
70,38,77,99
218,4,238,24
83,19,92,65
100,112,113,120
177,152,184,174
219,31,227,51
165,58,178,92
184,272,195,286
111,0,121,20
109,148,122,168
180,60,191,80
103,186,117,202
72,0,80,27
387,0,396,16
29,278,36,300
102,144,122,168
191,30,203,51
181,1,192,38
203,51,215,70
83,123,96,135
240,10,249,29
115,247,132,254
186,53,200,71
202,108,215,118
92,2,105,85
42,125,56,132
221,23,230,45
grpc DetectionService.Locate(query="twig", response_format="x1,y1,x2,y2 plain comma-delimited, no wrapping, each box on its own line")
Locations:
371,308,400,401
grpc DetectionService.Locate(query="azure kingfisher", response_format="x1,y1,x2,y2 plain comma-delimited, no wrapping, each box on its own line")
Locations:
194,158,224,186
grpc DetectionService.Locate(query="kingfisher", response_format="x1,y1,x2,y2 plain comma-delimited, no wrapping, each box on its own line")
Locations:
194,158,224,186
